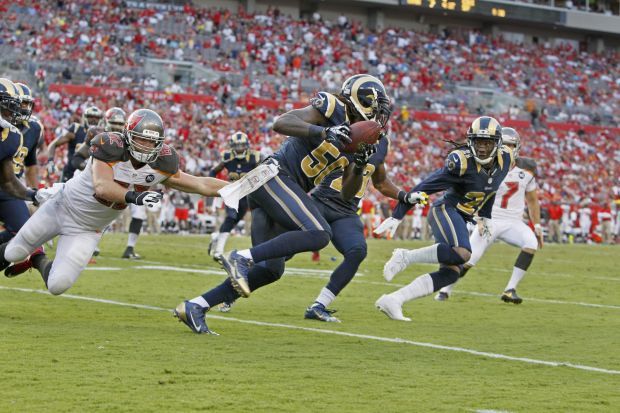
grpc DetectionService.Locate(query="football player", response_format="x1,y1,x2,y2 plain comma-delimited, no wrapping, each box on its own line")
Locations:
174,74,392,334
0,79,44,220
0,82,52,277
208,131,261,262
0,109,258,297
435,127,542,304
374,116,514,321
47,105,103,182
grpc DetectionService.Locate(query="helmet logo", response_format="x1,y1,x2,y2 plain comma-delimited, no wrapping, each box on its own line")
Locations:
128,114,145,131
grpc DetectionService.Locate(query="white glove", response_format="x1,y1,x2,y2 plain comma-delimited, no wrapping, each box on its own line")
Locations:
139,192,163,208
374,217,402,238
34,183,65,205
478,217,493,240
403,191,429,205
534,223,544,248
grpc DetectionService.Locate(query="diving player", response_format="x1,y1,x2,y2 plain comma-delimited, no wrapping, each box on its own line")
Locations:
0,109,250,297
208,131,261,261
174,74,392,334
374,116,514,321
435,127,542,304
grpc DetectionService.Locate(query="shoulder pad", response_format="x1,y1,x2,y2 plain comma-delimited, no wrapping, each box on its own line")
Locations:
445,149,468,176
251,150,261,164
0,117,19,134
89,132,127,163
221,150,233,162
516,157,537,175
311,91,347,124
86,126,105,145
68,123,80,134
150,144,180,175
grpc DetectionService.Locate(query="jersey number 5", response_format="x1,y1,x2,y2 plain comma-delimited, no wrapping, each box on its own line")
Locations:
301,140,348,186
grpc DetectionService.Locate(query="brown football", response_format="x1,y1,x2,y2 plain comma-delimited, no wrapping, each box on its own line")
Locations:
342,120,383,153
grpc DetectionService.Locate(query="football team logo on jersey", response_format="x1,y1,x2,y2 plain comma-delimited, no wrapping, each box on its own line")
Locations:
145,174,155,183
519,171,525,179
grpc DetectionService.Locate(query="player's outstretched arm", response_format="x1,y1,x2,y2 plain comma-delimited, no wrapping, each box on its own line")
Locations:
164,170,228,197
0,158,37,201
272,105,328,140
91,158,137,204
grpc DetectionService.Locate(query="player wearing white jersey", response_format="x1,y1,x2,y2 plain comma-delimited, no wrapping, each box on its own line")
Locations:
0,109,231,295
436,127,543,304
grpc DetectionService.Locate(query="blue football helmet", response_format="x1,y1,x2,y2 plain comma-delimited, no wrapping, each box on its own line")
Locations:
340,74,392,127
466,116,502,165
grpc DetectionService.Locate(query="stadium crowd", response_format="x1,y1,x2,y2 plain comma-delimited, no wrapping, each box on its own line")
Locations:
1,1,617,243
2,0,619,126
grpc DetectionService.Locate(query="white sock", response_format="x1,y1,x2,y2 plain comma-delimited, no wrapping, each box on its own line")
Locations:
391,273,434,305
440,282,456,295
404,244,439,264
189,296,209,309
127,232,138,248
215,232,230,255
237,249,253,260
211,232,219,242
315,287,336,308
505,267,526,291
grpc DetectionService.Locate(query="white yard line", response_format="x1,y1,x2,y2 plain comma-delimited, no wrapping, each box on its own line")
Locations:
82,264,620,310
1,285,618,376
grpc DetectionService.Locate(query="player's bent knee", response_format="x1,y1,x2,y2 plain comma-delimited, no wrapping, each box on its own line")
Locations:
5,243,31,263
307,230,331,250
47,276,74,296
454,247,471,264
523,246,537,254
345,245,367,263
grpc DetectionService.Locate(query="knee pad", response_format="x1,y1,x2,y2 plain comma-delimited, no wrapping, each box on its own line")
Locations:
307,230,331,250
515,250,535,271
46,274,73,296
344,245,367,264
437,243,467,265
5,242,31,263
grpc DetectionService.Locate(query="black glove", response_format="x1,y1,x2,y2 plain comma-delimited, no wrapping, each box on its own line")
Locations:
26,188,39,207
125,191,163,207
352,143,377,174
324,122,352,150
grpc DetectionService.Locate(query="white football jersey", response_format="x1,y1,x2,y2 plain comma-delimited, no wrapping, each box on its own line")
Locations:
62,133,178,230
492,164,537,220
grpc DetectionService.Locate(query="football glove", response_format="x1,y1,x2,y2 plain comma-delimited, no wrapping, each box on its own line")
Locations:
125,191,163,208
353,143,377,167
478,217,493,240
33,183,65,206
398,191,429,206
373,217,402,238
325,122,352,150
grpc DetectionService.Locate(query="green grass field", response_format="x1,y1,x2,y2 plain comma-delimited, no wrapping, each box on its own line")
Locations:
0,233,618,412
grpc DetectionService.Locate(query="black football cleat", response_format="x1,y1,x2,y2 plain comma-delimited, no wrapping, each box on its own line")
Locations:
173,301,218,335
304,303,340,322
122,247,142,260
501,288,523,304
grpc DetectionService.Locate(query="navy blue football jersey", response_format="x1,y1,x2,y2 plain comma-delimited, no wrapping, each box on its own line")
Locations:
222,150,261,181
16,116,44,178
312,135,390,215
0,125,26,201
393,146,515,220
271,92,350,192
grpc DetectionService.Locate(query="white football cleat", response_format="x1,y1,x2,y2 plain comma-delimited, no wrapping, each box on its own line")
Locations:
375,294,411,322
383,248,410,282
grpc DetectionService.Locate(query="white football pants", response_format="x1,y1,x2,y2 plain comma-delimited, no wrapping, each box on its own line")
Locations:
5,193,102,295
468,218,538,266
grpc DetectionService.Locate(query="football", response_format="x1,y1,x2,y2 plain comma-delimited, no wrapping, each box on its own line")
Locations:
341,120,383,153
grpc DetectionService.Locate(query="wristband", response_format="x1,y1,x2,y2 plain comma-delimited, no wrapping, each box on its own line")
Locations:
125,191,137,204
